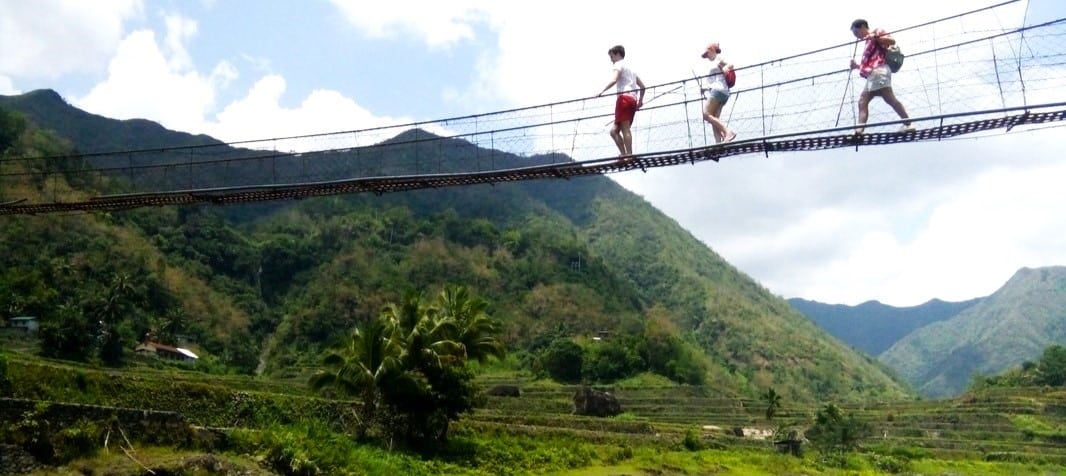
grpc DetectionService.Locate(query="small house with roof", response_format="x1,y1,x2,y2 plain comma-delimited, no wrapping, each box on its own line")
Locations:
6,316,39,333
134,341,199,362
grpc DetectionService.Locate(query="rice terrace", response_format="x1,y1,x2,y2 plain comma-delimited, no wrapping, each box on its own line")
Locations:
2,340,1066,474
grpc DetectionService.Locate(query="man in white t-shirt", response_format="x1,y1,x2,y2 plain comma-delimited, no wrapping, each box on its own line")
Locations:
598,45,646,161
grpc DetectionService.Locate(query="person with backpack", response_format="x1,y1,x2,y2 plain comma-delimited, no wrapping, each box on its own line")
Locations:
849,19,914,135
598,45,646,161
700,42,737,144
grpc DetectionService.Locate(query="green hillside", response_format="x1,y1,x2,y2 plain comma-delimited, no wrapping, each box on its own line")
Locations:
881,267,1066,398
1,90,911,403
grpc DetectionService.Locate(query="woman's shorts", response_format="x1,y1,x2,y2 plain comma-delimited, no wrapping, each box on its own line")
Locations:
864,66,892,92
615,94,638,124
707,89,730,104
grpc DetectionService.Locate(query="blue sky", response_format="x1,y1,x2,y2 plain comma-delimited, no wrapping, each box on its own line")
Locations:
2,0,1065,306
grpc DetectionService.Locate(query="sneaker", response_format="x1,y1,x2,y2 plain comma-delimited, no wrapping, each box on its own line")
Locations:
898,124,916,133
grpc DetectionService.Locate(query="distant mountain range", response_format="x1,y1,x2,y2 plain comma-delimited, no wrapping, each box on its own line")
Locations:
788,297,982,356
791,266,1066,398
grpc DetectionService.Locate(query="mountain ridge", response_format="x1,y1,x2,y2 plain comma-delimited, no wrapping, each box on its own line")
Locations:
788,296,982,356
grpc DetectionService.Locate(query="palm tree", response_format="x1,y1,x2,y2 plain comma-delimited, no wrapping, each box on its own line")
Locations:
309,318,403,439
315,288,508,445
436,286,505,364
383,291,461,373
763,387,782,421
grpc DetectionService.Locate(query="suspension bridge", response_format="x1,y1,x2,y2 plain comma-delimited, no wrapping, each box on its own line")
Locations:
1,0,1063,216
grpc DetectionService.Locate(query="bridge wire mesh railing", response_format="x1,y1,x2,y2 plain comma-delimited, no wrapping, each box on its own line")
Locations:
1,1,1064,213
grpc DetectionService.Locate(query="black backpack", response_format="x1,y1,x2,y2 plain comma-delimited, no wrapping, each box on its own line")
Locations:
885,45,904,73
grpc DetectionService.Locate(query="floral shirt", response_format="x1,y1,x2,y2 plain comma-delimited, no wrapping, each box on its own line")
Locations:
859,28,888,78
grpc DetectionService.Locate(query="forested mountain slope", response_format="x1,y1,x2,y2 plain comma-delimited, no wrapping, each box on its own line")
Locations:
881,266,1066,398
1,90,911,402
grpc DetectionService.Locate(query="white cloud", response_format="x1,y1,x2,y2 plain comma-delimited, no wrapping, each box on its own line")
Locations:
0,75,17,95
239,53,272,74
899,161,1066,299
74,29,216,134
205,75,410,146
328,0,489,48
162,13,197,70
63,6,427,155
819,159,1066,307
201,76,466,154
0,0,143,80
210,61,239,91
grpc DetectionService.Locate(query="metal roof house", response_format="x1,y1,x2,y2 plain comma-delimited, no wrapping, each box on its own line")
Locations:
134,341,199,362
6,316,39,333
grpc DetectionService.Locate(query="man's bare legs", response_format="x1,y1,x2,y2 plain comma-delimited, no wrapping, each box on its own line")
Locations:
611,120,634,158
856,91,872,134
856,87,911,135
880,88,911,128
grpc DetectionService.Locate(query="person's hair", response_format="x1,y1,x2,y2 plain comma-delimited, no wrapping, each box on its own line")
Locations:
851,19,868,30
608,45,625,58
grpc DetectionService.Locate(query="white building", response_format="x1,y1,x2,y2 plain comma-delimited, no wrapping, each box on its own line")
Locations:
7,316,39,333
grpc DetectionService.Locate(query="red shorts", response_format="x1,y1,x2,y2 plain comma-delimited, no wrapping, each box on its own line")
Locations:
614,94,637,124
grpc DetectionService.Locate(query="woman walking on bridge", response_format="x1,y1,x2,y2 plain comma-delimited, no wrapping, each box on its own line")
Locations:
700,42,737,144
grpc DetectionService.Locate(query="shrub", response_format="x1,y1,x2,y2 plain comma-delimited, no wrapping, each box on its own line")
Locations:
583,340,644,382
0,354,11,396
682,428,702,451
1035,345,1066,386
868,454,909,474
230,423,335,475
74,371,89,392
805,403,870,464
984,451,1031,463
608,444,634,464
881,445,932,460
51,419,101,463
540,338,584,384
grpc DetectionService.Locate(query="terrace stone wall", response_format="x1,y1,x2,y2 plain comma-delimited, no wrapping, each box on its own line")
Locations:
0,397,190,442
0,397,195,472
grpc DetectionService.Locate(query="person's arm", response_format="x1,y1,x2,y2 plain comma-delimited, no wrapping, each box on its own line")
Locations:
598,69,621,96
871,30,896,48
635,75,646,108
719,59,734,73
